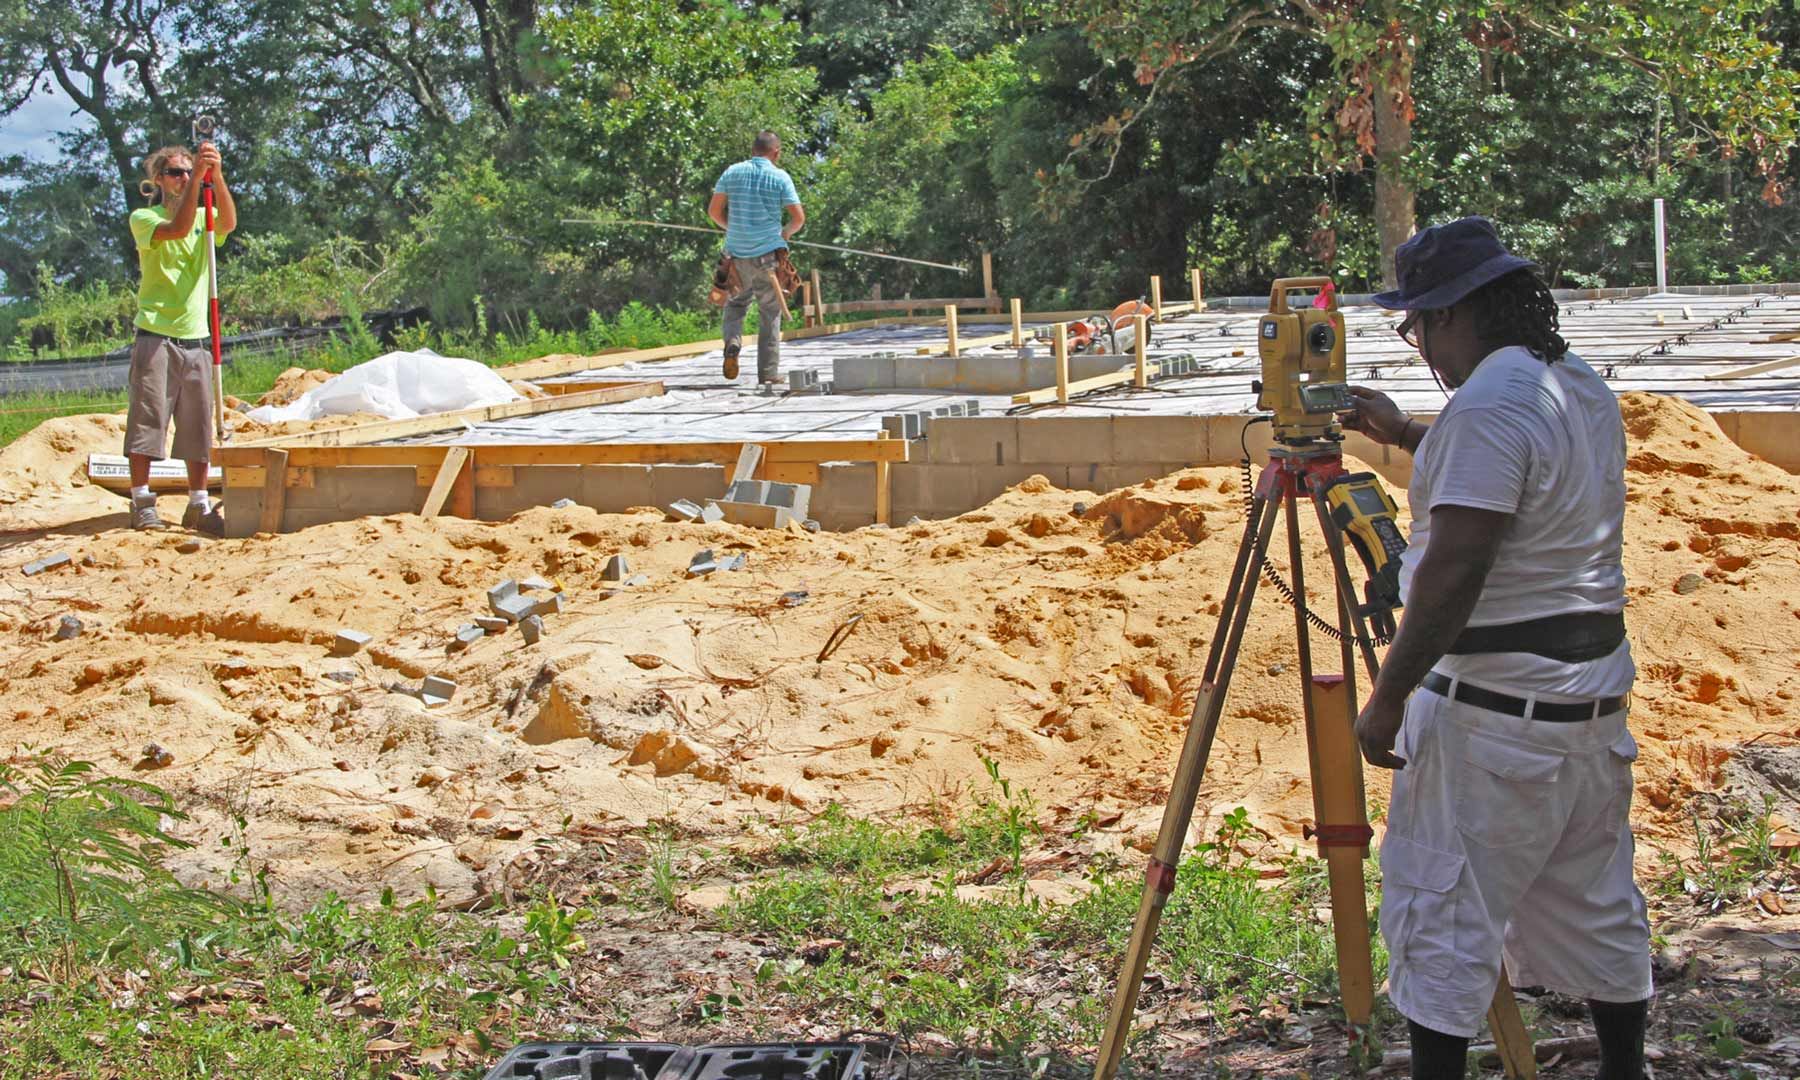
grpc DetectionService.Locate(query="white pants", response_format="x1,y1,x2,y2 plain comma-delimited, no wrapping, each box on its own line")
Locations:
1380,681,1653,1038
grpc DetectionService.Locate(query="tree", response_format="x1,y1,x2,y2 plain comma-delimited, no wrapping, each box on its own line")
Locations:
1048,0,1800,285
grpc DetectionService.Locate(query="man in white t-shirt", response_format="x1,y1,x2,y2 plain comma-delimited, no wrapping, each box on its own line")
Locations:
1338,217,1651,1080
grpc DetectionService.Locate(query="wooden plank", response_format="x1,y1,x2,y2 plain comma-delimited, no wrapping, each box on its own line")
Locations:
416,464,516,488
224,466,314,489
420,446,470,518
1191,267,1204,310
535,380,639,395
1011,298,1023,347
981,251,996,311
1486,966,1540,1079
1150,275,1163,320
1703,354,1800,380
258,449,289,535
1053,323,1069,403
810,269,824,327
763,462,820,484
1011,362,1150,405
1134,315,1148,388
224,438,913,470
820,296,995,315
237,382,666,449
449,449,475,518
874,432,892,526
946,305,960,358
915,329,1013,356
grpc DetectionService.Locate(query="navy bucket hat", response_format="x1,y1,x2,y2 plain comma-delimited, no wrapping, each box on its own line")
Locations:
1371,216,1537,311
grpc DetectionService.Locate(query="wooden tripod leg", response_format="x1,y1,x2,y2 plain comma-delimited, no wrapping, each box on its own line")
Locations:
1305,676,1375,1027
1091,493,1283,1080
1307,489,1539,1077
1487,965,1539,1079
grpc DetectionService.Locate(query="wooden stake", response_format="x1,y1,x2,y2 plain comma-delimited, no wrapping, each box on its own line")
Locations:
800,282,814,327
1010,298,1023,348
946,305,960,358
874,431,892,526
1133,314,1148,388
257,448,289,535
1149,275,1163,321
811,268,824,326
421,445,471,518
981,251,997,312
1191,268,1204,311
1053,322,1069,403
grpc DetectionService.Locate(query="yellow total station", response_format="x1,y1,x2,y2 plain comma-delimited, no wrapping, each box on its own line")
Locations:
1254,276,1350,444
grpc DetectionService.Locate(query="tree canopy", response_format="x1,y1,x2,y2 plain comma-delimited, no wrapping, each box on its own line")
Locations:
1,0,1796,327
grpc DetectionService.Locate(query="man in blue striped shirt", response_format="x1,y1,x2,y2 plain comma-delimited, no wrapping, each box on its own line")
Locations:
709,130,805,383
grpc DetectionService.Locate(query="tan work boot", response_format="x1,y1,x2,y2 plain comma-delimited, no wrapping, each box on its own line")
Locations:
722,343,741,381
131,492,167,531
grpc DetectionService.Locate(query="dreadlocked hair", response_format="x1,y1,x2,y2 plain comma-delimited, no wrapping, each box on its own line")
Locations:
1465,266,1568,364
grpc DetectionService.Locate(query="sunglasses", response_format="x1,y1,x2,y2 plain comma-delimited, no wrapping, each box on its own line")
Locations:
1396,311,1426,349
161,167,193,178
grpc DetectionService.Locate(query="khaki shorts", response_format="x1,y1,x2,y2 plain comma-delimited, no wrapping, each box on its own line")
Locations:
125,331,214,462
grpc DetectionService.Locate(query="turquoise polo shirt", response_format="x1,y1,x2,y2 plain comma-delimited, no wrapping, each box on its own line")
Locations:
713,157,800,258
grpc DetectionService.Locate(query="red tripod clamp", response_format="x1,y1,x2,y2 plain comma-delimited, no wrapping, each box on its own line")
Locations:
1304,821,1373,855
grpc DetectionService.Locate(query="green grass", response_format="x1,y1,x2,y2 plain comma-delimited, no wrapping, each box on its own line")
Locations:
1655,794,1799,912
0,752,1378,1077
0,301,755,449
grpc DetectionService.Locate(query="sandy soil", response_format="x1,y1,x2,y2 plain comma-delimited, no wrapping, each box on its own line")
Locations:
0,391,1793,909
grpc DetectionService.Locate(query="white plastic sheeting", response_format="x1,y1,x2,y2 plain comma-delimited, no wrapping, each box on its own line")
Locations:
245,349,521,424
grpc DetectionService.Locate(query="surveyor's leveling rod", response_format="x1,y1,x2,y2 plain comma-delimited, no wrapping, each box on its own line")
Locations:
560,218,970,274
1089,442,1539,1080
194,115,226,440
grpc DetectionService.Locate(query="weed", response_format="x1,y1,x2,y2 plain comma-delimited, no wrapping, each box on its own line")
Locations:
1656,794,1798,911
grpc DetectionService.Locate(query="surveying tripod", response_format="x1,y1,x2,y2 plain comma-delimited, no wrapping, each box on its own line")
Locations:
1089,437,1540,1080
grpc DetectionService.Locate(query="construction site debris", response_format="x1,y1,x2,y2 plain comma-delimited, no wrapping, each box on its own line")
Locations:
669,499,704,522
22,551,71,576
491,591,536,623
475,615,510,633
780,590,809,607
601,554,632,584
139,743,174,769
688,549,718,576
332,629,372,656
520,614,545,645
53,615,83,640
419,675,457,706
519,576,555,592
718,554,747,572
452,624,485,650
1675,573,1704,595
176,538,204,554
529,593,564,618
550,497,577,509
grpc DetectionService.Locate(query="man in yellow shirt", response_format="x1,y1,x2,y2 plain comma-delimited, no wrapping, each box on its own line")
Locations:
125,140,237,533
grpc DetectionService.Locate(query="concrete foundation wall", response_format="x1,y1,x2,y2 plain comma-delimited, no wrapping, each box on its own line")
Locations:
226,408,1796,536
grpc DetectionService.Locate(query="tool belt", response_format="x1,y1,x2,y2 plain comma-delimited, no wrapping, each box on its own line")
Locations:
1445,610,1626,664
707,249,802,307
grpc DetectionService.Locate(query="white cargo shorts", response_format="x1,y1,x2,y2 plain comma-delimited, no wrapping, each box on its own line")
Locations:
1379,678,1653,1038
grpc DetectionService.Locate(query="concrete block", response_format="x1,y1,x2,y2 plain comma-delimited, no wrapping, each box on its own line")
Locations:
1018,417,1115,465
650,465,729,510
529,593,564,618
519,576,553,592
519,615,545,645
719,553,747,572
918,355,960,390
815,462,876,525
688,549,718,576
475,615,510,633
551,498,577,509
667,499,704,521
491,593,536,623
22,552,71,576
953,353,1028,393
834,353,896,392
763,482,811,521
715,501,794,529
700,502,725,523
332,629,372,656
452,624,485,650
881,415,907,440
1070,462,1177,493
487,579,518,606
788,368,819,392
1112,415,1208,465
580,464,654,512
54,615,83,640
926,417,1020,466
289,466,414,513
601,555,631,584
421,675,456,705
966,399,981,416
726,479,772,504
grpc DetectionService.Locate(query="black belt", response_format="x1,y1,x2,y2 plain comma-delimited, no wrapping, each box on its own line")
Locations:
1422,670,1626,723
138,329,211,349
1447,611,1626,663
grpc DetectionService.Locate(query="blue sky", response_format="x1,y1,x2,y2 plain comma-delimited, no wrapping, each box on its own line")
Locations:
2,83,84,163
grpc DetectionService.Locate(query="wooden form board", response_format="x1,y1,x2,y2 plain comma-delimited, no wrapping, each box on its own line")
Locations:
1704,354,1800,380
1012,359,1159,405
494,317,892,382
219,437,910,472
233,381,666,449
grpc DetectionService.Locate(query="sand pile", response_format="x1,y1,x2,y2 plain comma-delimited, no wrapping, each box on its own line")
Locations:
0,391,1791,909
